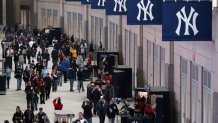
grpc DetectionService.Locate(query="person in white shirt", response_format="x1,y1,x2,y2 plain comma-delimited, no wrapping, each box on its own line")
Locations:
29,39,34,48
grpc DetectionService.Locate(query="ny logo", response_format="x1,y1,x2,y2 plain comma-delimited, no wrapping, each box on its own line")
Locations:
137,0,154,21
87,0,90,2
175,6,199,36
113,0,127,12
98,0,106,6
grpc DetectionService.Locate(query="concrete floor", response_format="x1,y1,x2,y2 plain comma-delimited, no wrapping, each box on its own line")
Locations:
0,33,113,123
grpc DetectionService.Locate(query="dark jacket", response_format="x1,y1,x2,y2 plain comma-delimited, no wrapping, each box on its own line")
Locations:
15,68,23,78
43,76,52,89
82,101,93,119
42,52,50,61
12,111,24,123
25,85,33,100
96,101,108,117
92,89,101,103
77,70,83,81
67,68,76,79
107,103,119,119
24,110,34,123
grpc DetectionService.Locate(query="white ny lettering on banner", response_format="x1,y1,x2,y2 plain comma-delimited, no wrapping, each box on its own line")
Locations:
176,6,199,36
98,0,106,6
113,0,127,12
137,0,154,21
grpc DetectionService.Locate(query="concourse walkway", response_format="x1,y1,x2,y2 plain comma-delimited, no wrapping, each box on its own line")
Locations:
0,32,103,122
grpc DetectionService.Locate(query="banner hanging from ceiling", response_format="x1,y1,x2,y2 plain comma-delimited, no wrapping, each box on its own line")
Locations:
162,1,212,41
127,0,162,25
106,0,127,15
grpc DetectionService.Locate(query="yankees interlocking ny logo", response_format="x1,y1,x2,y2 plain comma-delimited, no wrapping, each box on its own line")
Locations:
137,0,154,21
113,0,127,12
98,0,106,6
175,6,199,36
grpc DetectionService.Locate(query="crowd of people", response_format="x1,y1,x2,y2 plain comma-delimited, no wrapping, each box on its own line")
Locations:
2,25,155,123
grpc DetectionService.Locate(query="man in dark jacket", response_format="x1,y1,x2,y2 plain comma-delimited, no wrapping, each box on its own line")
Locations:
51,49,59,65
92,86,102,115
96,97,108,123
24,106,34,123
25,81,34,108
77,69,84,92
82,99,93,123
42,49,50,67
107,98,119,123
34,107,50,123
43,73,52,100
12,106,24,123
67,67,76,92
15,66,23,91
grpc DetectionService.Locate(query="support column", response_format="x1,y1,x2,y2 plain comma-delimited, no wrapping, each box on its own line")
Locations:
2,0,6,26
59,0,64,33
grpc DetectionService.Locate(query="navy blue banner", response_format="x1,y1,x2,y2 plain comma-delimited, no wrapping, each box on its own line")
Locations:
91,0,106,9
81,0,91,4
127,0,162,25
106,0,127,15
162,1,212,41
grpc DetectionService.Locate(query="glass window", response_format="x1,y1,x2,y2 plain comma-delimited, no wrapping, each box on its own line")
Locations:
47,9,52,17
203,68,211,123
53,10,58,17
41,8,46,16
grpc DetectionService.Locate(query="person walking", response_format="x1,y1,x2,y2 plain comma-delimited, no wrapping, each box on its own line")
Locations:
12,106,24,123
107,98,119,123
43,73,52,100
34,107,50,123
82,99,93,123
96,96,108,123
67,67,76,92
92,86,102,116
25,81,34,108
5,65,12,89
15,65,23,91
39,79,45,104
24,105,34,123
60,58,70,83
77,68,84,92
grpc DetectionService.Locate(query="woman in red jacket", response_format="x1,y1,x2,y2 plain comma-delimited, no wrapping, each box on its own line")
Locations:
53,97,63,110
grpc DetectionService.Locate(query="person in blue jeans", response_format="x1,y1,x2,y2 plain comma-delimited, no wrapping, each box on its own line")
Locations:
67,67,76,92
77,69,84,92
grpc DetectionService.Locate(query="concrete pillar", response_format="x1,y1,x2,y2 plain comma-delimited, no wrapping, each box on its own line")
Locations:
137,25,144,88
2,0,6,26
59,0,64,33
214,7,218,123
